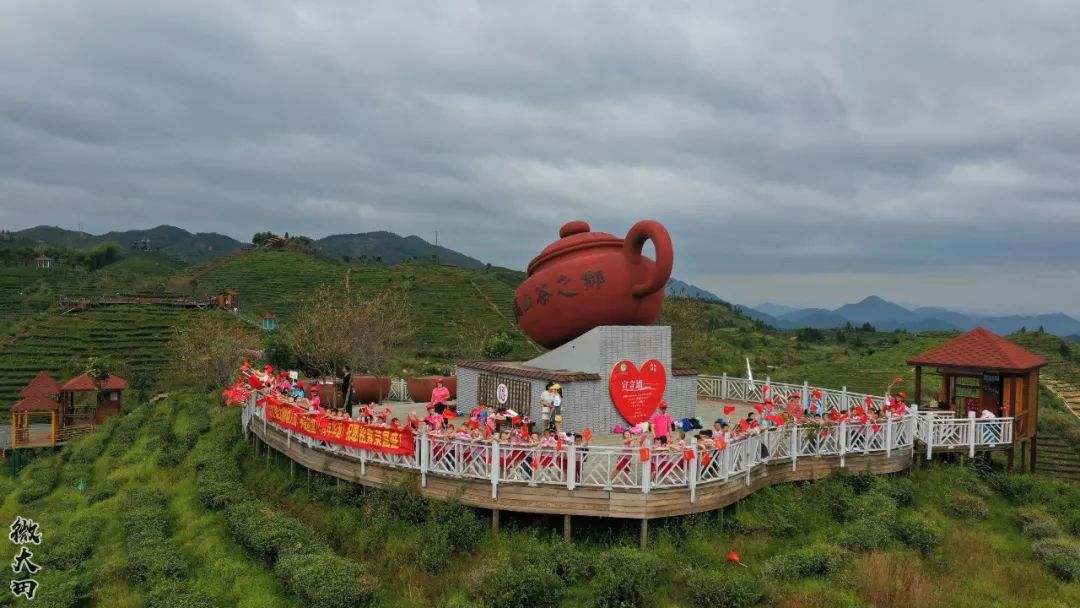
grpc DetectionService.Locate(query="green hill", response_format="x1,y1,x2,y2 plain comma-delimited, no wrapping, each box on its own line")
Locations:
2,395,1078,607
314,231,486,268
14,225,243,263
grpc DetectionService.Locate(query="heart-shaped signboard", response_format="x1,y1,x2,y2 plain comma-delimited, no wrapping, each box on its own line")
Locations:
609,359,667,425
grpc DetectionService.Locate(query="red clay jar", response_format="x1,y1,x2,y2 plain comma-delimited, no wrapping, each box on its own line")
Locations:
514,220,673,349
407,376,458,403
350,376,392,403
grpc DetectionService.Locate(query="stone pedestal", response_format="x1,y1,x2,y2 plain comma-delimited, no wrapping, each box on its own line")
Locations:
457,326,697,434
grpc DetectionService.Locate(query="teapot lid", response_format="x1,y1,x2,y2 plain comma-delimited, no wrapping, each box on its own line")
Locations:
527,220,622,275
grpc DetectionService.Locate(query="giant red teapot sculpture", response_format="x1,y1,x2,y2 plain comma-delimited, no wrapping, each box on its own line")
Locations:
514,219,674,349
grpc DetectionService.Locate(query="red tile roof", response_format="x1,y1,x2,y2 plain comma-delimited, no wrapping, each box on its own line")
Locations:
11,395,62,412
61,373,128,392
907,327,1048,372
19,372,61,398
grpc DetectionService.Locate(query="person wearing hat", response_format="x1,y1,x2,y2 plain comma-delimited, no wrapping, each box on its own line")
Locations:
551,384,564,434
649,401,674,441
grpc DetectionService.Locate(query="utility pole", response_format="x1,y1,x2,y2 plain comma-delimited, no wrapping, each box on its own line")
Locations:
434,231,438,247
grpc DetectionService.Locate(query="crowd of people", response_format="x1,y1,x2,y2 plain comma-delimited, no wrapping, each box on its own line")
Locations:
229,363,920,479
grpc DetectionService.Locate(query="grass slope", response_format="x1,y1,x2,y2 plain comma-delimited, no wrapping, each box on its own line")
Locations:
184,249,536,367
2,397,1079,607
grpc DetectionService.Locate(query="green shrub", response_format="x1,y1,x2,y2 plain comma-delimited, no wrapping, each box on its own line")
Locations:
107,407,149,456
1017,508,1063,540
839,516,892,553
89,478,121,503
882,478,916,507
274,549,374,608
534,542,594,584
65,428,110,464
417,528,454,574
837,472,877,493
589,547,659,608
1032,538,1080,582
41,520,98,570
764,543,851,579
127,540,189,584
196,461,245,508
17,458,60,504
1063,509,1080,537
473,561,562,608
368,481,429,523
689,570,766,608
895,513,942,557
730,488,802,537
225,500,317,559
157,441,189,467
146,581,217,608
121,488,171,544
824,483,858,522
427,500,486,554
945,493,989,520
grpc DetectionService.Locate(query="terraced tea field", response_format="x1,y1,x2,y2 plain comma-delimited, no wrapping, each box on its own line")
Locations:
0,306,201,419
0,267,82,325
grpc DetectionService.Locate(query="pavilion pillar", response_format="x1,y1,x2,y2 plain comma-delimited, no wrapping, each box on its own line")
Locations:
1019,439,1027,470
913,366,923,407
940,373,951,410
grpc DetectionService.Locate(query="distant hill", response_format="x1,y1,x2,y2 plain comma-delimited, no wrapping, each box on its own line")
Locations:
755,302,800,317
14,225,243,263
666,278,724,302
313,232,485,269
742,295,1080,335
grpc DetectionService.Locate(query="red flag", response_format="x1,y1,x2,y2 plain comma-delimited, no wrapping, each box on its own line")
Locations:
812,388,822,400
683,449,695,461
871,424,882,433
723,405,736,415
701,452,712,467
531,457,541,470
716,438,727,451
864,396,874,407
762,384,770,393
639,448,651,462
639,434,648,447
727,551,747,567
738,420,749,432
582,427,593,442
753,404,765,414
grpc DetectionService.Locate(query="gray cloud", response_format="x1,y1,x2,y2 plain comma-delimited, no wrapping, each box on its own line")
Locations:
2,1,1080,313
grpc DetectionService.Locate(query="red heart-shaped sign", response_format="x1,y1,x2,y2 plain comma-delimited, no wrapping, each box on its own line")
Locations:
609,359,667,425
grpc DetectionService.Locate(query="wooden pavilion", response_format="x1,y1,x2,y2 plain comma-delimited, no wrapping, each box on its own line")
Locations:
10,371,128,449
907,327,1046,471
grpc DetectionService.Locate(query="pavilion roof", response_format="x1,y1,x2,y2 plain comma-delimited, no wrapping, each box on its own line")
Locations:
11,395,62,412
907,327,1047,372
61,373,128,392
19,371,61,398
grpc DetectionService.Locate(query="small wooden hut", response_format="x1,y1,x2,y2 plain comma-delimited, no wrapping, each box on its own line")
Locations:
907,327,1046,471
60,373,128,426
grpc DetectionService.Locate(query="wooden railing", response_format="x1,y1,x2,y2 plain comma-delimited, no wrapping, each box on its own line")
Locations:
244,398,917,501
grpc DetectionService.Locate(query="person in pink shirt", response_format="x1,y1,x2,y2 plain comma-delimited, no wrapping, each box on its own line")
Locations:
649,402,674,441
430,377,452,415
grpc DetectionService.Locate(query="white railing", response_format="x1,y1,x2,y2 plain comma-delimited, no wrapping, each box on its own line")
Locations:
696,374,885,412
388,379,409,402
915,411,1013,459
245,398,918,502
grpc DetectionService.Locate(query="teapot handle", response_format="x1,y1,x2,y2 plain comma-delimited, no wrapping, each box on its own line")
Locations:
624,220,674,298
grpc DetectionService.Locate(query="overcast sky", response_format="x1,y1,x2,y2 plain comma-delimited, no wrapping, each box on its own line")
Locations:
2,1,1079,314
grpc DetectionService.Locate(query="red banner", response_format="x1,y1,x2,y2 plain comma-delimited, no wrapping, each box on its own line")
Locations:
264,399,414,455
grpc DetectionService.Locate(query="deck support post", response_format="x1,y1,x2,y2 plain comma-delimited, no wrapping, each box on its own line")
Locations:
886,416,893,458
490,441,500,499
290,459,295,480
721,373,728,399
1007,445,1015,472
925,415,934,460
839,421,847,468
1030,436,1037,473
306,466,311,493
968,411,976,458
791,426,798,472
492,509,500,534
640,519,649,550
563,514,572,542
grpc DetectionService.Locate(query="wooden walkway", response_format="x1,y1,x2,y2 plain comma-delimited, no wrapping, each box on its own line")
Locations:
251,415,913,521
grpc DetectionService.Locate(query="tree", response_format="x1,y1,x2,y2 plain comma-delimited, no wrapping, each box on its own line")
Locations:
284,287,415,379
859,322,876,333
1060,340,1072,361
252,231,277,246
659,296,712,369
171,315,260,391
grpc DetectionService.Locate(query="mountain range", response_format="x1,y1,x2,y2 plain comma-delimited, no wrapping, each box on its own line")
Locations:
664,279,1080,337
8,225,485,267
